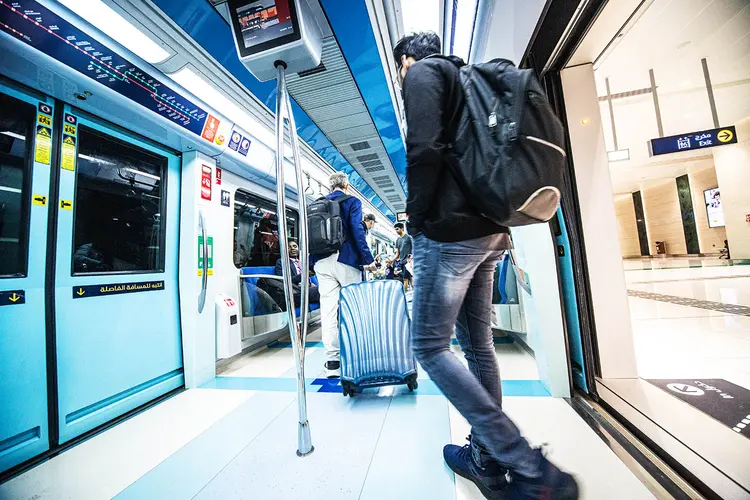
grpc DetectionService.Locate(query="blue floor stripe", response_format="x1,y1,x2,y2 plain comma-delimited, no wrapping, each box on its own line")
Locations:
268,340,325,348
204,376,549,397
268,337,513,349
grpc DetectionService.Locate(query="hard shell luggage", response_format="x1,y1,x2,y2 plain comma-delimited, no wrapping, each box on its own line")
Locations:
338,280,418,397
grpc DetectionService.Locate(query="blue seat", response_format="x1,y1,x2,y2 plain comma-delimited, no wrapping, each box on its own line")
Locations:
241,266,320,318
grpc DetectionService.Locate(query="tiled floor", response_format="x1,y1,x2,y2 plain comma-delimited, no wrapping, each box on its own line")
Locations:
624,258,750,390
0,329,655,500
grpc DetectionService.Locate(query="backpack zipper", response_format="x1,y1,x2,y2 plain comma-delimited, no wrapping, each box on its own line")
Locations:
523,136,567,156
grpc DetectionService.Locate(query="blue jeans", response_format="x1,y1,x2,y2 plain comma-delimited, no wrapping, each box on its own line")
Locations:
411,232,540,478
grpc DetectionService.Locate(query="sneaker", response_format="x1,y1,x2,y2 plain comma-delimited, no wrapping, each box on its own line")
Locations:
443,439,509,500
505,449,579,500
325,360,340,378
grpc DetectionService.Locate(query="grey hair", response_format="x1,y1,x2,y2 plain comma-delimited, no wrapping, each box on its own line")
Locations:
329,172,349,191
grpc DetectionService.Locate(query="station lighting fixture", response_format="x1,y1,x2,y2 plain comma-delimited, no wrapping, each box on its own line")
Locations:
57,0,170,64
607,149,630,162
451,0,479,62
581,117,590,125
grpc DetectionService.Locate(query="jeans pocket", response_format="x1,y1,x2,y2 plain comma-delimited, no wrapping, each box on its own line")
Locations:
439,249,479,276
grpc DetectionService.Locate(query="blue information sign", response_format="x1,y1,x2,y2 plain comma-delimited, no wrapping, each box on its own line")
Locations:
0,0,210,137
650,126,737,156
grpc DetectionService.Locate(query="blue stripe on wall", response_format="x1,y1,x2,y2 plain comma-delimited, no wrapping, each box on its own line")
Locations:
319,0,408,191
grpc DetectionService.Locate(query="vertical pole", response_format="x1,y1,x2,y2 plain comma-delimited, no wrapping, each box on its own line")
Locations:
605,78,618,151
274,61,313,457
649,69,664,137
701,58,720,128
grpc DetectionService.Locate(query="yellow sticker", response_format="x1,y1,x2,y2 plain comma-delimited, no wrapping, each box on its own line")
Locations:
63,123,77,136
32,195,47,206
35,125,51,165
208,269,214,276
37,113,52,127
197,269,203,277
61,135,76,171
60,200,72,210
717,129,734,143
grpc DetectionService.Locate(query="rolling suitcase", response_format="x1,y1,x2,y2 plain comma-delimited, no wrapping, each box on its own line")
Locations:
338,280,418,397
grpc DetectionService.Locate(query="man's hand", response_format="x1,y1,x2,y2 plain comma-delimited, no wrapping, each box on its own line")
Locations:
364,263,377,272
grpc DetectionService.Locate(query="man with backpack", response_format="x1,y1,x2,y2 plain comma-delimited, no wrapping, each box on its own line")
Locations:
310,172,376,378
394,32,577,499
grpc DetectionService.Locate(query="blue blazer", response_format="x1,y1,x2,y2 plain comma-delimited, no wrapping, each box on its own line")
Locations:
313,190,374,271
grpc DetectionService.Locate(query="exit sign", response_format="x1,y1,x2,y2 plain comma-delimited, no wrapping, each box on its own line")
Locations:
649,126,737,156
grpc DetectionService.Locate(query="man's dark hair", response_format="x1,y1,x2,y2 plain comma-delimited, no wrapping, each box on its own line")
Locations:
394,222,405,230
364,213,376,222
393,32,441,67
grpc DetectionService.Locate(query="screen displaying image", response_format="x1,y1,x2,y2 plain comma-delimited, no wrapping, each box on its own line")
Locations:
235,0,294,50
704,188,725,228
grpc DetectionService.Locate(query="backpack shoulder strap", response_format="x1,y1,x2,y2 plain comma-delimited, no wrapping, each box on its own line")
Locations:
335,195,353,204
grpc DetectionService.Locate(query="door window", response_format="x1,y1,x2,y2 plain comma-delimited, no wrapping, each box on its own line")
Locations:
0,93,34,277
72,127,167,274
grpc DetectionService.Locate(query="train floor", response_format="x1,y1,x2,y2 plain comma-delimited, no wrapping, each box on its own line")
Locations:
0,327,656,500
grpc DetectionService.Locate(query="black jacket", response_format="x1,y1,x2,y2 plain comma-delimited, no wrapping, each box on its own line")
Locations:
402,56,506,242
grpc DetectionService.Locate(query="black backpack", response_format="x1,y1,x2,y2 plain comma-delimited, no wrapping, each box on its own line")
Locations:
443,57,566,227
307,195,352,255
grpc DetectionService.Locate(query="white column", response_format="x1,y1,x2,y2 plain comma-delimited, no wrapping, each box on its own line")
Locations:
560,64,638,379
713,117,750,259
179,151,219,388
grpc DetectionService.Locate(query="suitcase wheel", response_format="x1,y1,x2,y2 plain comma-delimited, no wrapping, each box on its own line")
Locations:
407,377,418,392
342,381,356,397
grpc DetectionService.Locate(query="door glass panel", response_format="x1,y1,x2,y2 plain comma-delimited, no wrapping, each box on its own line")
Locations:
73,126,166,274
0,93,34,277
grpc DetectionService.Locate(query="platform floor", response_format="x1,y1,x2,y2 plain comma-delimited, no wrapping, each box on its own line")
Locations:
0,331,655,500
624,257,750,390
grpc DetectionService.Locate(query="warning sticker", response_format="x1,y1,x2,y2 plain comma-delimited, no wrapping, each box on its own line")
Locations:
64,114,77,126
35,125,52,165
60,200,72,210
37,113,52,127
64,123,77,136
32,195,47,206
61,135,77,171
201,115,220,143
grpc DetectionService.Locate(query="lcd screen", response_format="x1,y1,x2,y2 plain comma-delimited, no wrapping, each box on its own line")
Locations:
704,188,725,228
234,0,295,51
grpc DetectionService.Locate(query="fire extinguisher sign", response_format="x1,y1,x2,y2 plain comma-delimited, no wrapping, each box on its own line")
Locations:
201,165,212,201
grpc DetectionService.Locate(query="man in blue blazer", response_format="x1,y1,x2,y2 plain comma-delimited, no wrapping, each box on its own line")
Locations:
314,172,376,377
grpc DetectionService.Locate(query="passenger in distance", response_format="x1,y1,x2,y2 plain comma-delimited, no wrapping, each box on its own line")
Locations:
394,32,578,500
313,172,377,378
274,241,320,308
389,222,413,291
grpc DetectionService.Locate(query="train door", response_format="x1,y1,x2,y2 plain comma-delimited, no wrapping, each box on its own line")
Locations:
52,106,183,443
0,83,52,473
